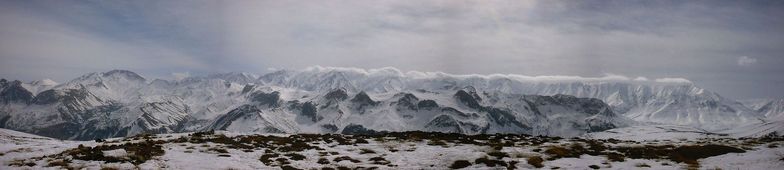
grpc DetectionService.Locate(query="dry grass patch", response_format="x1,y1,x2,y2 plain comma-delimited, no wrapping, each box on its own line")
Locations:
527,156,544,168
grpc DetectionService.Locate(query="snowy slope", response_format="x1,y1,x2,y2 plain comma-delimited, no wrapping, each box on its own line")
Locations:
20,79,58,95
583,124,727,141
741,98,784,121
721,120,784,138
2,129,782,170
202,88,632,137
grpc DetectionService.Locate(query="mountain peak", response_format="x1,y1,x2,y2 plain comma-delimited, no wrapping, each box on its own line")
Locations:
324,88,348,101
30,79,58,86
0,79,34,104
102,70,145,81
205,72,259,83
351,91,377,105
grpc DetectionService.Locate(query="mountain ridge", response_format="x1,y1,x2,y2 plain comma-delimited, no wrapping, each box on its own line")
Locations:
0,67,771,140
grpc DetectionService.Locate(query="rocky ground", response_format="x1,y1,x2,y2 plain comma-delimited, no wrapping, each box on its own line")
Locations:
1,129,783,170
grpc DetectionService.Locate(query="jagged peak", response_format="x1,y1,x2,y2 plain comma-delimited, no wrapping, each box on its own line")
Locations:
102,70,145,81
394,92,418,101
69,70,145,84
8,80,24,85
204,72,259,82
324,88,348,101
454,89,482,109
351,91,376,104
460,86,478,93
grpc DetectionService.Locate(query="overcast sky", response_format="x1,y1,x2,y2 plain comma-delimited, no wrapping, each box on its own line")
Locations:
0,0,783,99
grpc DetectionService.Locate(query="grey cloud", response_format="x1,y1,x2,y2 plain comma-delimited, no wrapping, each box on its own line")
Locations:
0,0,783,99
738,56,758,67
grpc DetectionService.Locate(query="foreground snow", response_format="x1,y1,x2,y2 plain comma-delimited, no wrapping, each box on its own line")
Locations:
583,124,727,141
1,129,782,170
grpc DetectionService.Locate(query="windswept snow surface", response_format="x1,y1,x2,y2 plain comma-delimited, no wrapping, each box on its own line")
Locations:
0,129,87,169
723,120,784,138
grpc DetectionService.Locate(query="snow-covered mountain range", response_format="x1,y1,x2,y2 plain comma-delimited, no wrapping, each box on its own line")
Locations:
0,66,777,140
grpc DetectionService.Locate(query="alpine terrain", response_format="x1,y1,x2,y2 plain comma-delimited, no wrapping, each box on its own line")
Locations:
0,67,776,141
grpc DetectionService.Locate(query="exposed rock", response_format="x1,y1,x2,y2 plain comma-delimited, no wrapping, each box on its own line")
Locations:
321,124,338,133
351,91,377,106
351,91,378,114
241,84,255,94
209,105,260,130
301,102,321,122
395,93,419,110
424,115,463,133
250,91,280,108
484,107,529,130
31,89,61,105
324,88,348,101
102,70,146,82
0,80,33,104
341,124,379,135
417,100,439,109
454,90,483,109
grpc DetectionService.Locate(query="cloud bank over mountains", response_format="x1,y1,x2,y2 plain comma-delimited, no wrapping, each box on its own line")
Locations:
300,66,693,84
0,0,782,98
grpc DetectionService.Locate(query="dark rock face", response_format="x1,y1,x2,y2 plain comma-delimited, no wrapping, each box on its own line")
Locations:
241,84,255,94
484,107,528,129
102,70,146,81
454,90,482,109
585,120,617,132
321,124,338,133
341,124,379,135
351,91,378,114
553,94,612,116
351,91,377,106
441,107,473,117
395,93,419,110
137,101,189,134
301,102,321,122
523,94,622,133
0,80,33,104
263,127,284,133
324,89,348,101
32,90,61,105
33,123,81,139
417,100,439,109
250,91,280,108
527,94,615,117
61,88,104,114
424,115,463,133
210,105,260,130
0,115,10,128
38,103,124,140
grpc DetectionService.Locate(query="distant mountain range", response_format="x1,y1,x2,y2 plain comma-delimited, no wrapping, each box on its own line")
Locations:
0,67,777,140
